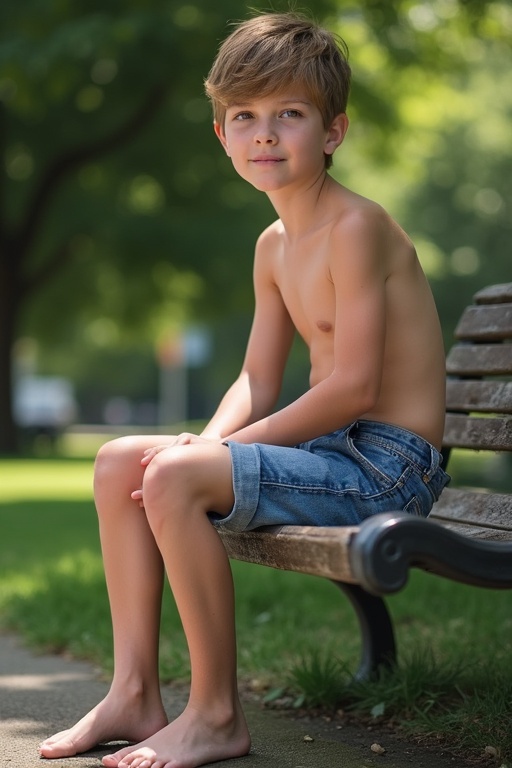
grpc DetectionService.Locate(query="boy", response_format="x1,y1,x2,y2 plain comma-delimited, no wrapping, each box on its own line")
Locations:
40,11,449,768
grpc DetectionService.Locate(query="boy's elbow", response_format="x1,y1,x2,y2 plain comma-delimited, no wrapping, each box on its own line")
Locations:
333,371,380,415
350,389,378,417
358,378,381,412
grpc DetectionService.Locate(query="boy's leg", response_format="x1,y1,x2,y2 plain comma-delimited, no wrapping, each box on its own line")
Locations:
40,436,175,759
102,442,251,768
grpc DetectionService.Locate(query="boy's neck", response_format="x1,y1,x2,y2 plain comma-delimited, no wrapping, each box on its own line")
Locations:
267,172,339,239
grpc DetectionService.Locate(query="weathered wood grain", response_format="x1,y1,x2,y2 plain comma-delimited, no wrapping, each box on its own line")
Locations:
455,303,512,341
474,282,512,305
446,379,512,413
443,413,512,450
426,521,512,541
219,525,358,582
446,344,512,376
430,488,512,531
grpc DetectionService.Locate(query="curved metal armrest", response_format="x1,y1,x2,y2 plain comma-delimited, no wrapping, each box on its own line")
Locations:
349,513,512,596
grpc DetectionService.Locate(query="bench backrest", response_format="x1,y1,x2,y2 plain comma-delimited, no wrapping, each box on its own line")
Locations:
429,282,512,540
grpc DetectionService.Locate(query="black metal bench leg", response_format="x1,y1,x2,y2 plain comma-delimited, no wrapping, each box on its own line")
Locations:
332,581,396,682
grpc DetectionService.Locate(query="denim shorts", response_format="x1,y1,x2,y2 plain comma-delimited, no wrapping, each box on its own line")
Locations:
212,420,450,532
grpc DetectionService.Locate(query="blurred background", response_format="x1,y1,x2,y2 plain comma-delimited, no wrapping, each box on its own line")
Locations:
1,0,511,455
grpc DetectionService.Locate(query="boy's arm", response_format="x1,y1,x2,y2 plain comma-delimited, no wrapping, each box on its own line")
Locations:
201,231,295,440
224,211,388,446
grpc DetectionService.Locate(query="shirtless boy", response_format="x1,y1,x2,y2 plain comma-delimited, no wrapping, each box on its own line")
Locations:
40,11,449,768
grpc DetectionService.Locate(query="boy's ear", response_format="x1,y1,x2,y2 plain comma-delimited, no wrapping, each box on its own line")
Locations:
324,113,349,158
214,121,230,156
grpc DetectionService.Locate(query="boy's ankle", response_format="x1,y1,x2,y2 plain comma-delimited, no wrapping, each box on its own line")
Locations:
188,696,245,731
110,675,160,703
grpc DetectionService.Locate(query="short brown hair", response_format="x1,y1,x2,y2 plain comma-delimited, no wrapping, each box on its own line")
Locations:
205,12,351,153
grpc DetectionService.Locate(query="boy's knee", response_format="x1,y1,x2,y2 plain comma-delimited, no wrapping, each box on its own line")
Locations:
94,435,143,487
142,449,206,519
95,437,121,472
144,449,191,496
96,436,126,462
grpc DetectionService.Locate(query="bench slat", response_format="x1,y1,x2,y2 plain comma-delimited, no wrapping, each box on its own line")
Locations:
432,521,512,541
455,303,512,341
446,344,512,376
443,413,512,450
219,525,358,582
445,379,512,413
430,488,512,532
474,282,512,304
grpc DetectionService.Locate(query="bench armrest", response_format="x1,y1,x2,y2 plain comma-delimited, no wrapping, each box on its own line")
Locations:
350,513,512,595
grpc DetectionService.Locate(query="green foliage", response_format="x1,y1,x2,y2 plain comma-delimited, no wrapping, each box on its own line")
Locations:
289,651,351,708
1,0,511,451
2,0,267,333
1,550,114,665
347,655,512,761
348,649,468,717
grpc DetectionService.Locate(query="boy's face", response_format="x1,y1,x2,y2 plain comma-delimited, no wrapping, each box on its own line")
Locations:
214,89,348,193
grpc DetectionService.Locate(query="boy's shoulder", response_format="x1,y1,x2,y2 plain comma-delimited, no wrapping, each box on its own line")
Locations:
330,184,414,254
332,184,392,230
255,218,284,252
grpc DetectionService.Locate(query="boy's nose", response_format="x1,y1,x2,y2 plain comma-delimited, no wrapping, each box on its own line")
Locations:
255,135,277,145
254,125,278,144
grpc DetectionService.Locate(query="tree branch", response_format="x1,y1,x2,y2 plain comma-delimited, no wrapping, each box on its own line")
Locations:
18,83,168,258
21,238,75,299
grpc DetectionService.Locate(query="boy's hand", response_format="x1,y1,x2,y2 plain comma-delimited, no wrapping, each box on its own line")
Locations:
130,434,221,507
140,433,219,466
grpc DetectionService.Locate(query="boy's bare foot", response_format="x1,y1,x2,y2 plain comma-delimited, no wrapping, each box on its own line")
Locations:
39,690,168,759
101,703,251,768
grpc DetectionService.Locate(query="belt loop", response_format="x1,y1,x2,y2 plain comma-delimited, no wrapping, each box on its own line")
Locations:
423,446,439,483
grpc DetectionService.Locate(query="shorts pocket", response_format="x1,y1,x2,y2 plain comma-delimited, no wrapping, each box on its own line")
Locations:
347,433,410,493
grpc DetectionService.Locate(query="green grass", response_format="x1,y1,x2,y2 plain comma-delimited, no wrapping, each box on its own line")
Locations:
0,450,511,763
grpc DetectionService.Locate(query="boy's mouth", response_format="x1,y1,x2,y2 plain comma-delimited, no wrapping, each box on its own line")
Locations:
251,155,284,164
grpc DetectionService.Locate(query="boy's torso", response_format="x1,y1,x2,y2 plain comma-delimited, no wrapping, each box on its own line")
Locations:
265,184,446,449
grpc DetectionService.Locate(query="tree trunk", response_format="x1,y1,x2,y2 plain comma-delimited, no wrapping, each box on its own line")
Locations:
0,246,20,453
0,87,168,453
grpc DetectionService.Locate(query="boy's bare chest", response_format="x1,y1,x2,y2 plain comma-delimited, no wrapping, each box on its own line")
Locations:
274,245,335,341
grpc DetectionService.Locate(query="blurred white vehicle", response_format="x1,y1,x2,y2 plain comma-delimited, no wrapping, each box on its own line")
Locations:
14,376,78,438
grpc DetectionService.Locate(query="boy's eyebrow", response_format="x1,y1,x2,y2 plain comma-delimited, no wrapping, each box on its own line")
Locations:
227,98,312,108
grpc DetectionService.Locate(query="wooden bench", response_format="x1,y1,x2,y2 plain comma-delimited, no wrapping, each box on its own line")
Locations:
218,282,512,681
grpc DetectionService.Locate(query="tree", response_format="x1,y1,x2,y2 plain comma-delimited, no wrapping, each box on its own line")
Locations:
0,0,279,451
1,0,508,451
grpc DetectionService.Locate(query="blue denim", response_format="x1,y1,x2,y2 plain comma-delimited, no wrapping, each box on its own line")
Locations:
213,420,450,532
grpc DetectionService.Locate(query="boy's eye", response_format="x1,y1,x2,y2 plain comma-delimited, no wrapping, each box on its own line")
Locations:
280,109,302,118
233,112,253,121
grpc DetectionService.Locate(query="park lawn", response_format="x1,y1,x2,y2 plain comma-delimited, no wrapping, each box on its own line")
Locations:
0,454,511,762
